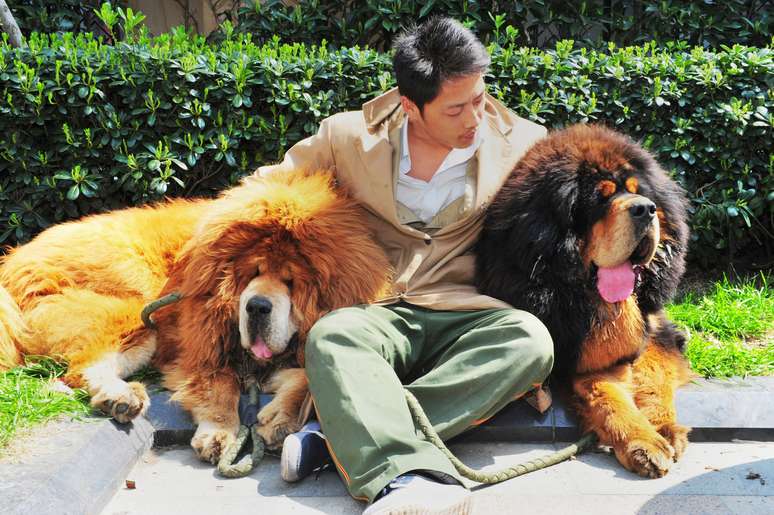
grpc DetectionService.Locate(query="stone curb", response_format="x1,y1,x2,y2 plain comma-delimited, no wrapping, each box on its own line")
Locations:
0,377,771,515
0,416,153,515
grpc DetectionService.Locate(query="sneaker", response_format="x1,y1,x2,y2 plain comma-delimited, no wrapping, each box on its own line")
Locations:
280,421,331,482
363,474,472,515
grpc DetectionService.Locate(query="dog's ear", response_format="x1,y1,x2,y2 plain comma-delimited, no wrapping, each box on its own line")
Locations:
308,203,391,308
476,166,593,372
291,201,391,327
481,168,585,284
632,155,690,313
170,221,266,301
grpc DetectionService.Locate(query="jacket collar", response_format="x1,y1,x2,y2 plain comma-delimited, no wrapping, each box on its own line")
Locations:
356,87,516,229
362,87,516,137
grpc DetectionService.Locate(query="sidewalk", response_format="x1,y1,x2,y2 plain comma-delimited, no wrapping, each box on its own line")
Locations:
102,440,773,515
1,378,772,515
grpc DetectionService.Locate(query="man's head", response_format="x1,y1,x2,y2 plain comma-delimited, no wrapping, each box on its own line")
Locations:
393,17,490,149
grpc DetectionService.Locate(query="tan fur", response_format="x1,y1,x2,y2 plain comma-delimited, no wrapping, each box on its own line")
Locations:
585,194,658,268
0,199,203,384
597,180,617,199
0,169,391,462
631,341,694,460
124,169,391,457
576,298,645,374
256,368,309,445
573,337,694,478
625,177,639,194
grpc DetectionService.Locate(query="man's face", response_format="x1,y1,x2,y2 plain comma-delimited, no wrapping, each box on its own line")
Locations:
402,73,486,150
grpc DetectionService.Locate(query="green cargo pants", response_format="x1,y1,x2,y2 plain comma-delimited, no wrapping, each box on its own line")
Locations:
305,302,554,501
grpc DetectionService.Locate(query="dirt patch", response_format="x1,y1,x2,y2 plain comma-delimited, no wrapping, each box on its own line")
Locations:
0,416,98,464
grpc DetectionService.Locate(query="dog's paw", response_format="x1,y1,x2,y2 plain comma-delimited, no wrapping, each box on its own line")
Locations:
91,381,149,424
617,435,675,478
658,423,690,461
191,425,237,464
256,401,301,450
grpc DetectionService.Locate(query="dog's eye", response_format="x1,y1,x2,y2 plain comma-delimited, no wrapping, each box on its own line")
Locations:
283,278,293,290
625,177,639,194
596,180,617,199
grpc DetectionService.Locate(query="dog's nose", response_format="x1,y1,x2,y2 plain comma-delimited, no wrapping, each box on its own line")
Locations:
246,296,272,316
629,198,656,220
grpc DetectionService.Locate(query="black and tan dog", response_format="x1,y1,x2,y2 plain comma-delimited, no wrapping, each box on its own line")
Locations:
476,124,694,478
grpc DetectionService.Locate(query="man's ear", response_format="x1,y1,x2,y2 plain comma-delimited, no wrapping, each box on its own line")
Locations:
400,95,420,121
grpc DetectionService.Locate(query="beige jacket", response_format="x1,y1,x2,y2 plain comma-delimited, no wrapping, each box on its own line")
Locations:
257,87,547,311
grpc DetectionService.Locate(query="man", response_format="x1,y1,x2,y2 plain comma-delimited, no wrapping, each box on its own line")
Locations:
258,17,552,515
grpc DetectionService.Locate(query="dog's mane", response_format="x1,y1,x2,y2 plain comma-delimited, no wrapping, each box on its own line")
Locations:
161,169,391,371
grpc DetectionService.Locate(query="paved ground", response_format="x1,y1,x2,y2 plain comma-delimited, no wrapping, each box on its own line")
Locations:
102,440,773,515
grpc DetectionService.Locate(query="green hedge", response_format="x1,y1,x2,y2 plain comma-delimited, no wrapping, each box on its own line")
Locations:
221,0,772,50
0,28,772,266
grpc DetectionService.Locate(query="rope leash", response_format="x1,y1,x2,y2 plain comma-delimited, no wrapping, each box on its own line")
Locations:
141,295,595,481
404,389,598,484
142,294,266,478
217,383,266,478
141,292,182,329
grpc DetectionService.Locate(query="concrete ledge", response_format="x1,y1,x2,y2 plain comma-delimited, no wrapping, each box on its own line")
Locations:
146,376,774,445
460,376,774,443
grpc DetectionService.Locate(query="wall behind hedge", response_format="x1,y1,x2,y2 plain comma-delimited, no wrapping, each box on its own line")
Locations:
222,0,772,50
0,29,771,266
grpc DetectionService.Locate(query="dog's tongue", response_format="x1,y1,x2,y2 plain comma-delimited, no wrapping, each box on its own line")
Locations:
597,261,636,303
251,336,273,360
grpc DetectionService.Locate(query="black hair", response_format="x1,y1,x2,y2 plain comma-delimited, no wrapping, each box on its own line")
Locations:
392,16,490,112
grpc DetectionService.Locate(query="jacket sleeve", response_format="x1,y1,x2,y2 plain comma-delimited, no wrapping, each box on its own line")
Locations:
254,116,336,177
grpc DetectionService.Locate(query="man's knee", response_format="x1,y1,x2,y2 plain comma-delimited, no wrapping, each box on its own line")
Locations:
305,306,373,369
501,310,554,380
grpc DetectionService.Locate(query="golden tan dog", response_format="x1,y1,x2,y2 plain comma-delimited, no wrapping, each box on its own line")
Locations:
0,169,390,462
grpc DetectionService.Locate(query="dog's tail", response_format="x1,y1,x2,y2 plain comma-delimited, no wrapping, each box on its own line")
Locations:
0,284,24,370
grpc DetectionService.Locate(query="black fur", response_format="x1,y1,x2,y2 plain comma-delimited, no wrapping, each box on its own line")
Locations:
475,124,689,376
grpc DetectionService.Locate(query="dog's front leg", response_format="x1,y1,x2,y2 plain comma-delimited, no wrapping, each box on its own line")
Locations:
256,368,309,450
573,364,676,478
632,339,693,461
82,329,157,423
169,369,241,464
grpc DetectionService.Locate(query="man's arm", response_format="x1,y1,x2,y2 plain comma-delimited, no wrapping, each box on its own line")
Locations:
255,116,336,177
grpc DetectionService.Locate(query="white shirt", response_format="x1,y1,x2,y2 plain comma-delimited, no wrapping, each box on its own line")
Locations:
396,120,482,224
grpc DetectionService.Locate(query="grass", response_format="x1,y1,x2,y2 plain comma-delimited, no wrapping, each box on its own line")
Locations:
0,357,90,449
666,273,774,378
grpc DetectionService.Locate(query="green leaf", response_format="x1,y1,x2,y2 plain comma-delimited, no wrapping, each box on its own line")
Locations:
170,158,188,170
419,1,436,18
66,185,80,200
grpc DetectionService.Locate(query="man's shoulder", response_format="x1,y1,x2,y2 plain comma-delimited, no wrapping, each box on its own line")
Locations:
325,110,367,128
321,110,369,141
